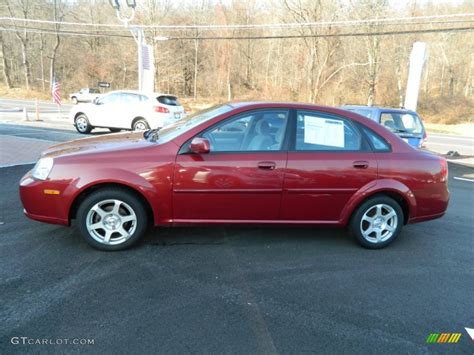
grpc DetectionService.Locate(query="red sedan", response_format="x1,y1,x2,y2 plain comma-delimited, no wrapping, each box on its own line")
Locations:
19,102,449,250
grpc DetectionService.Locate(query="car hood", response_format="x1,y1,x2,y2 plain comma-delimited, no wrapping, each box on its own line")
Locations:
41,132,150,159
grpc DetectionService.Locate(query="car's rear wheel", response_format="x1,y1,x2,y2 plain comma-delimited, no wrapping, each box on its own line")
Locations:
76,188,148,251
71,97,78,104
109,128,121,133
75,114,92,134
132,118,149,131
350,195,403,249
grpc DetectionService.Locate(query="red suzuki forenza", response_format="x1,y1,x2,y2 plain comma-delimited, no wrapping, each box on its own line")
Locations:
19,102,449,251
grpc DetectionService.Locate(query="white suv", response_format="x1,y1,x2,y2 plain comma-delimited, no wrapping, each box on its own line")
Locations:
69,90,185,134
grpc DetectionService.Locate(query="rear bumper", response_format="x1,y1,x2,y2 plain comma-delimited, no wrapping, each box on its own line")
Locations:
408,211,446,224
408,185,449,224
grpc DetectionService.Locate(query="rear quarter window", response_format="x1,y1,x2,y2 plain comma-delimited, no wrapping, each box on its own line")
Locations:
157,95,180,106
362,127,391,152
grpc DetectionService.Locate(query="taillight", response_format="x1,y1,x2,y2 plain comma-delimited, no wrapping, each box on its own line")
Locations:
440,158,448,182
421,130,428,148
154,106,169,113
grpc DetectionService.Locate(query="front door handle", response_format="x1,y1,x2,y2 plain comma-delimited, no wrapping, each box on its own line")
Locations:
258,161,276,170
353,160,369,169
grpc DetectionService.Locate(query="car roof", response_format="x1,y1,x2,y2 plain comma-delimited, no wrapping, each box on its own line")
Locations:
220,101,379,124
227,101,343,110
106,90,178,97
341,104,417,114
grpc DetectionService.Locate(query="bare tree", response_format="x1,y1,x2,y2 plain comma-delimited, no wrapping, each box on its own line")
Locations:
0,32,13,88
6,0,32,90
0,0,472,117
49,0,66,88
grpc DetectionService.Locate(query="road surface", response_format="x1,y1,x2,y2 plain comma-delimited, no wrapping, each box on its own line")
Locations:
0,98,73,114
425,134,473,156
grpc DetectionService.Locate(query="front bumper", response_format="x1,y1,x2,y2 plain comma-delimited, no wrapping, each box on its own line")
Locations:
19,171,70,226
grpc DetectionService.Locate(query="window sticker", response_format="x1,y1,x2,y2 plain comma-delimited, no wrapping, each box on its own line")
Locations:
304,116,345,147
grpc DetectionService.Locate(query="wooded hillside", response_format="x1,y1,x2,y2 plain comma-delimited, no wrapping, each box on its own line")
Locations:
1,0,473,122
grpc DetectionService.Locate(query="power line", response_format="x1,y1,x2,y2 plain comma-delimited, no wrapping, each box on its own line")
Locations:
0,25,472,40
1,19,473,34
0,13,473,30
0,27,133,38
166,26,474,40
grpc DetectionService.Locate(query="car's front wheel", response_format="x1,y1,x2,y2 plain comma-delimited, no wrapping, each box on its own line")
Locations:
350,195,403,249
76,188,148,251
75,114,93,134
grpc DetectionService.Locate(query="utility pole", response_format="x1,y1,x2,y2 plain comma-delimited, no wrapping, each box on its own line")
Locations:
108,0,144,91
137,28,143,91
404,42,427,111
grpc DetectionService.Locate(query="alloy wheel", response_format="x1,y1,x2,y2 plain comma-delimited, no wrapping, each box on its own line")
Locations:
86,199,137,245
76,116,88,132
359,203,398,243
133,121,148,131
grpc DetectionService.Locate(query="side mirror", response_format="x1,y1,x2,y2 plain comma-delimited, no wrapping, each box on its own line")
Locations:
189,137,210,154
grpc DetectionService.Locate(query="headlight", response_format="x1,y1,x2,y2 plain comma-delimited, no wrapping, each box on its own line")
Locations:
32,157,54,180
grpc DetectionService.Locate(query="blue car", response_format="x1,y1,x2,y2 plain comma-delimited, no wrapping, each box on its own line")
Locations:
341,105,427,149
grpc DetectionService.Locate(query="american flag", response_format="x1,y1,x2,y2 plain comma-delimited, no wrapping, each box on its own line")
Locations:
51,77,61,106
141,45,150,70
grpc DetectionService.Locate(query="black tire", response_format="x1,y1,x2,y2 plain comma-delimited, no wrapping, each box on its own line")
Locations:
132,118,149,131
109,128,122,133
76,188,148,251
74,114,93,134
349,195,403,249
71,97,78,104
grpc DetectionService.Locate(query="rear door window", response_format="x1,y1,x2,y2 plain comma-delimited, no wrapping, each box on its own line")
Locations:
295,111,362,151
157,95,180,106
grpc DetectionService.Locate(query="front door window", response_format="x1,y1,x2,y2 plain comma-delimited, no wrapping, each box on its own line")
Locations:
201,110,289,152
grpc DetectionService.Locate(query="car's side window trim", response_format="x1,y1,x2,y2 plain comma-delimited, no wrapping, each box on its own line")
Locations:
178,108,291,155
289,110,370,153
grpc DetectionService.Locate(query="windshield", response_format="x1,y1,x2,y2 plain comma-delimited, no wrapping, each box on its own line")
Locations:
380,112,423,135
156,104,234,143
157,95,180,106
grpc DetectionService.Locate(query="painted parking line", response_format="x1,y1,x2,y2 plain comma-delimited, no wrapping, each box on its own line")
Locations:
453,177,474,182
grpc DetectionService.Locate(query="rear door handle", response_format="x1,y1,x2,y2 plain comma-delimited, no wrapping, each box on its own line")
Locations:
258,161,276,170
353,160,369,169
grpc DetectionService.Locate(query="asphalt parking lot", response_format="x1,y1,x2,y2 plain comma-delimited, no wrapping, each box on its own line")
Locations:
1,162,473,353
